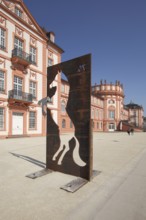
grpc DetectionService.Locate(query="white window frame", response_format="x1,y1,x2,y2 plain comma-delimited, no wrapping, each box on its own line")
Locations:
14,76,22,91
0,108,4,130
30,46,36,65
29,112,36,129
0,70,5,93
13,76,23,99
14,37,23,51
109,110,115,119
0,27,6,50
109,123,115,130
29,81,36,99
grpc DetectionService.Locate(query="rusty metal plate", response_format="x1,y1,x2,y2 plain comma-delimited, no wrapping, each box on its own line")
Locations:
60,170,101,193
47,54,93,181
60,177,88,193
26,169,52,179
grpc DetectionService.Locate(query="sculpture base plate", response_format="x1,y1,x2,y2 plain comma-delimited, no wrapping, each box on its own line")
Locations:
60,177,88,193
61,170,101,193
26,168,52,179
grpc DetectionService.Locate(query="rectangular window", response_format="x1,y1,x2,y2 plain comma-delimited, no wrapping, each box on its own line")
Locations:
0,27,6,50
0,108,4,130
29,81,36,99
0,70,5,93
109,123,115,130
30,46,36,65
14,76,22,91
15,7,23,18
13,76,23,99
14,37,23,51
29,112,36,129
109,110,115,119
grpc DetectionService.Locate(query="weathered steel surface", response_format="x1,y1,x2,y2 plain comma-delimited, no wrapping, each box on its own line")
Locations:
60,170,101,192
46,54,92,180
60,177,88,193
26,169,52,179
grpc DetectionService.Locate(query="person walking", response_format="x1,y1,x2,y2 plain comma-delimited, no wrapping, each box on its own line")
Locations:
127,128,131,135
131,128,134,135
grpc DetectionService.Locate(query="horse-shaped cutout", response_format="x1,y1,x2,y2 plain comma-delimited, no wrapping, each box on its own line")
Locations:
52,132,86,167
39,86,86,167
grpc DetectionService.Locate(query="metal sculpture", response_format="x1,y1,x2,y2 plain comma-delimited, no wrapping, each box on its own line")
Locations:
46,54,92,181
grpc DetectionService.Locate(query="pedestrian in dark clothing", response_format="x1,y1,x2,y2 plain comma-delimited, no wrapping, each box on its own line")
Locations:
127,129,131,135
131,128,134,135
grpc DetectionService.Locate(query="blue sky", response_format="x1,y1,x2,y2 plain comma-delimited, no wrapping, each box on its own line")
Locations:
24,0,146,115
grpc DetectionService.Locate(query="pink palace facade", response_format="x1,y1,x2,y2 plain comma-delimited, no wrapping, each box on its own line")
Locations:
0,0,144,138
60,79,144,133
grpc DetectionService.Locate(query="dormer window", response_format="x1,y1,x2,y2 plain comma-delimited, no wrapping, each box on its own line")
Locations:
15,7,23,18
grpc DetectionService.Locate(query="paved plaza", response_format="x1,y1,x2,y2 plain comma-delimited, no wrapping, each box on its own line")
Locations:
0,132,146,220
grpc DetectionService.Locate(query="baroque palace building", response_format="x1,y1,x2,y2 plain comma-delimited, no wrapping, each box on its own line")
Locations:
0,0,144,138
0,0,63,138
60,79,144,133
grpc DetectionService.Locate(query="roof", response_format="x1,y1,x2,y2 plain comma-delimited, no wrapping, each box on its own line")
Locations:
1,0,48,40
125,103,143,110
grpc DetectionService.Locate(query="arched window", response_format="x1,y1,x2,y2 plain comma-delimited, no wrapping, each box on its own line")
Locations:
62,119,66,128
108,110,115,119
61,100,66,113
108,105,115,119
